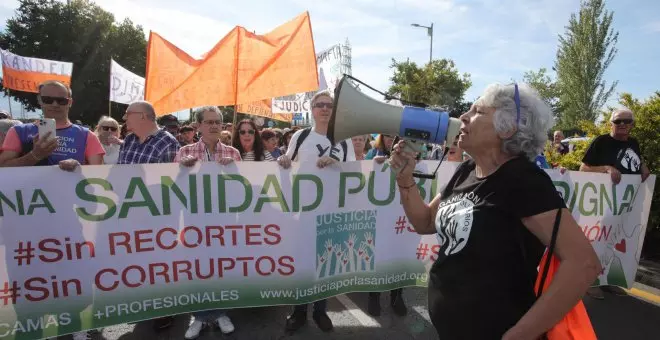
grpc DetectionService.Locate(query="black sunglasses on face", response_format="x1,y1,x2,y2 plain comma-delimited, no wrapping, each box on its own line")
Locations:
239,129,255,135
101,126,118,132
612,119,633,125
41,96,69,105
314,102,333,109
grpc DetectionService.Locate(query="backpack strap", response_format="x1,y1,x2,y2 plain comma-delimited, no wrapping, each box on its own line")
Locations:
340,140,348,162
290,127,311,162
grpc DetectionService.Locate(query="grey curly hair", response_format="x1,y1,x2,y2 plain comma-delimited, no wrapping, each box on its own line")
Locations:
194,106,223,124
475,83,554,161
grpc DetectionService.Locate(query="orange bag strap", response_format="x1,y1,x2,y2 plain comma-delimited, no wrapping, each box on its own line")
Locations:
536,207,562,298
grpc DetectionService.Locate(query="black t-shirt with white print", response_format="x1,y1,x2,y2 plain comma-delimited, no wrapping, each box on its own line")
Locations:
428,157,564,339
582,134,643,175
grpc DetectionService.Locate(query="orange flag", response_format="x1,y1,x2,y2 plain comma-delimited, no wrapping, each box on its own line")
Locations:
1,49,73,93
235,99,293,122
145,11,318,116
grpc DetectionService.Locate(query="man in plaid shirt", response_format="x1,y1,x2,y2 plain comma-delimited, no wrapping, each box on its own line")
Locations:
116,100,180,332
175,106,242,166
174,106,241,339
118,101,180,165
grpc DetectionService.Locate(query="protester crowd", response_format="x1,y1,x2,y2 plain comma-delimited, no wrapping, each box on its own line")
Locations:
0,80,653,339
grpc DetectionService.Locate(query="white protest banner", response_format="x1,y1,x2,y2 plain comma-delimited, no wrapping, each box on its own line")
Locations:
0,161,654,338
271,44,344,115
109,59,145,104
0,49,72,93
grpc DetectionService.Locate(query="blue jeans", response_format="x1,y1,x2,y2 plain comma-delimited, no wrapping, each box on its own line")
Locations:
294,299,327,313
192,309,227,321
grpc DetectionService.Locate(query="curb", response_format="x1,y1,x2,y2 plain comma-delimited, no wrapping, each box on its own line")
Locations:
626,283,660,306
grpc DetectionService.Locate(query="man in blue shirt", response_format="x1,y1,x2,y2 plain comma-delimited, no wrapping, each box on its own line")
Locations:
118,101,180,165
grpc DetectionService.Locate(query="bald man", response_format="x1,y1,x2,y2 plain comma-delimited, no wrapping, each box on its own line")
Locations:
580,108,650,184
117,101,180,164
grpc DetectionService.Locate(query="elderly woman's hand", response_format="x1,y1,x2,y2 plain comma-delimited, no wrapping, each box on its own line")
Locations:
390,140,417,180
317,156,337,168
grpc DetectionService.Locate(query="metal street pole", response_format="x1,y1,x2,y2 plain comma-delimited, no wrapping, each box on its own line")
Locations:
429,23,433,64
411,23,434,65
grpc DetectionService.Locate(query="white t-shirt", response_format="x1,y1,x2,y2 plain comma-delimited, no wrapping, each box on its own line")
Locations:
285,128,356,163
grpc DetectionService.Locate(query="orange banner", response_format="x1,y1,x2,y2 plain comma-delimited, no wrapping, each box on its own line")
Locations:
235,100,293,122
145,11,318,116
0,49,73,93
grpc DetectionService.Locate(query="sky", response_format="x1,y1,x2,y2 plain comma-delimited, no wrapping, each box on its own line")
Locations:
0,0,658,120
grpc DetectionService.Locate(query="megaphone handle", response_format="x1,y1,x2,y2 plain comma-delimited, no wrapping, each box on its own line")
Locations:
389,139,425,176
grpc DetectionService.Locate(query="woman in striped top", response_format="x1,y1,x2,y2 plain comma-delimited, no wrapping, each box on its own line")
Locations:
232,119,275,161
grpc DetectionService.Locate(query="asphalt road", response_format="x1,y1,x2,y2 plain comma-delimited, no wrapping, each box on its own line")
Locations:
59,286,660,340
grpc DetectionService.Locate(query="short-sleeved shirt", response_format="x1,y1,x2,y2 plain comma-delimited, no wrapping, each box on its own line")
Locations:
1,123,105,165
242,150,275,161
117,129,180,164
285,128,356,163
174,140,242,162
429,157,564,339
582,134,643,174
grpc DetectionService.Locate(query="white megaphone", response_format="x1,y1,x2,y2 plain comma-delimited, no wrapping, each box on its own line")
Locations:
328,75,462,178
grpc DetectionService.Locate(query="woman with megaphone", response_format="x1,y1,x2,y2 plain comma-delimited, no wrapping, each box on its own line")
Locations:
389,83,601,340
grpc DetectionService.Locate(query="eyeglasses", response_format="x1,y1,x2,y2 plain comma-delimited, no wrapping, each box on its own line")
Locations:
612,119,633,125
101,126,118,132
41,96,69,105
202,120,223,125
239,129,255,135
314,102,333,109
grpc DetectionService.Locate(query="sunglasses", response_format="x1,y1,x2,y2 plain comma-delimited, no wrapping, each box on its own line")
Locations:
203,120,223,126
314,102,333,109
41,96,69,105
239,129,255,135
612,119,633,125
101,126,118,132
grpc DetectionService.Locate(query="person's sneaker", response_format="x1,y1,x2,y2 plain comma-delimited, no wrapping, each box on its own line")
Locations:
215,315,235,334
184,319,205,340
285,310,307,333
391,290,408,316
312,311,333,332
586,287,605,300
153,316,173,330
367,292,381,316
72,331,91,340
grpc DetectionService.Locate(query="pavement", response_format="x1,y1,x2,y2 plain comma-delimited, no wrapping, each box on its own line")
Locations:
60,283,660,340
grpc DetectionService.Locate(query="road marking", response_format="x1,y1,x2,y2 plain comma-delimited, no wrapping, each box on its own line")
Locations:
627,287,660,306
335,295,381,327
412,305,431,322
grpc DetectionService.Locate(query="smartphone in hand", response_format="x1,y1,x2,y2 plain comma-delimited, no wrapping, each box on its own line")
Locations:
37,118,56,141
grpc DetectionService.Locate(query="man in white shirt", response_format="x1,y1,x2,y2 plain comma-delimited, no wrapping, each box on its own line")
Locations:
277,90,355,333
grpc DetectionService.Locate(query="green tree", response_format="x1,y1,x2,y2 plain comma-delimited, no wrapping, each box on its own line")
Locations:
387,58,471,112
554,0,618,129
0,0,147,125
523,68,561,116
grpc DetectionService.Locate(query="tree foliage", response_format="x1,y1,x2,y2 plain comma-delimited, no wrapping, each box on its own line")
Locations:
523,68,561,115
0,0,147,125
554,0,618,129
387,58,472,112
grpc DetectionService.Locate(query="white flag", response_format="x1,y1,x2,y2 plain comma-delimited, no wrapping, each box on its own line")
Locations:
109,59,144,104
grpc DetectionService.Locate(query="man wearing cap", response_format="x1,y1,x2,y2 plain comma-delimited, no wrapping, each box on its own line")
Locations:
179,125,196,146
159,114,180,137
